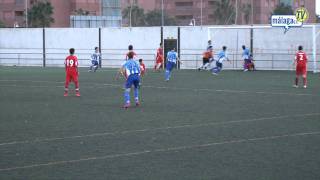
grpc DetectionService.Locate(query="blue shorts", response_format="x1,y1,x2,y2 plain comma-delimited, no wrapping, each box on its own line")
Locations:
166,61,176,71
92,60,99,66
125,74,140,89
244,59,252,64
216,61,223,68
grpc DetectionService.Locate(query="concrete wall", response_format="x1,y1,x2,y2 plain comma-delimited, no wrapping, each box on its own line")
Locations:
181,26,251,69
101,27,161,68
0,28,43,66
0,25,319,71
45,28,99,67
253,26,316,70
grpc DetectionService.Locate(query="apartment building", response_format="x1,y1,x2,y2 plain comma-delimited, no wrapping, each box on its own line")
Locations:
0,0,121,27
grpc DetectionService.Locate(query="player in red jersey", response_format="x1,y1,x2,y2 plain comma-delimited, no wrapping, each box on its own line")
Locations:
125,45,137,60
154,43,164,72
139,59,146,76
138,58,146,86
293,45,308,88
64,48,80,96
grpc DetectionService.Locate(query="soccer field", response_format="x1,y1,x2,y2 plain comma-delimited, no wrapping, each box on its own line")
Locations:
0,66,320,180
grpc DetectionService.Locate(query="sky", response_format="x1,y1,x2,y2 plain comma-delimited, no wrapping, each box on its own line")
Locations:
317,0,320,16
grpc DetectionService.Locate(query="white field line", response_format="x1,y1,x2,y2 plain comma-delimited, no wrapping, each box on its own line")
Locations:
0,131,319,172
0,113,319,147
0,79,317,96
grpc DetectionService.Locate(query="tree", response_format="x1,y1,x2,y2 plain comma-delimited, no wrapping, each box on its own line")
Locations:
122,5,146,27
145,10,176,26
28,0,54,27
241,3,251,24
272,3,294,15
0,20,5,28
74,8,90,16
212,0,235,25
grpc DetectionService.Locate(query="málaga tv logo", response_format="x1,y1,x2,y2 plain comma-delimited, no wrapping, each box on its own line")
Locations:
271,7,309,34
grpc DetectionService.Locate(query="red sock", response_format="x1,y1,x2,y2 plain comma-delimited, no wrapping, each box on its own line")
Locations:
75,81,79,90
303,77,307,86
65,79,70,88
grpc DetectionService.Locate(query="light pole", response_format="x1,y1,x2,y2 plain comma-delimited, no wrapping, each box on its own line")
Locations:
200,0,203,26
100,0,102,16
25,0,28,27
189,18,196,26
161,0,164,27
129,0,132,27
251,0,253,25
235,0,238,24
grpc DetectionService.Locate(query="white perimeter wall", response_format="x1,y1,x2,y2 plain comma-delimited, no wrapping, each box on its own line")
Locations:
45,28,99,67
182,26,251,69
253,26,317,70
101,27,161,68
0,28,43,66
0,25,319,70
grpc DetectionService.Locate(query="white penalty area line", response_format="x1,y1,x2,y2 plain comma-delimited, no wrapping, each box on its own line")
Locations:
0,79,317,96
0,131,319,172
140,84,317,97
0,113,319,147
0,80,64,84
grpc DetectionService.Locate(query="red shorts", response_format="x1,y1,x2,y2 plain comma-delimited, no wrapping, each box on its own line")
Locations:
156,56,163,64
296,65,306,76
66,71,78,82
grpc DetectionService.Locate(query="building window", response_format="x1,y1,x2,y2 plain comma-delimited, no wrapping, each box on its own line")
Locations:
30,0,37,5
15,0,24,4
175,2,193,8
15,11,24,17
208,1,217,7
176,15,193,20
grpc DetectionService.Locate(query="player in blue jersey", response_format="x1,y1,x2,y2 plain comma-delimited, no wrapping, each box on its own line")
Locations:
242,45,252,72
120,52,141,108
165,48,180,81
211,46,230,75
88,47,101,72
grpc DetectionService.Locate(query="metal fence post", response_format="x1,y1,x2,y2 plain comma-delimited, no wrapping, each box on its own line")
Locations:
178,27,181,70
233,54,235,69
196,55,198,69
43,28,46,67
99,27,102,68
18,54,20,66
271,54,274,70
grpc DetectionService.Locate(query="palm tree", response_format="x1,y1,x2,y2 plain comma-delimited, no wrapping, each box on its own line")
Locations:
27,1,54,27
144,10,176,26
241,3,251,24
0,20,5,28
122,5,146,27
272,3,294,15
212,0,235,25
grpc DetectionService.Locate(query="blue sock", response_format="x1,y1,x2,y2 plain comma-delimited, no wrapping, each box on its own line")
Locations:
124,89,130,104
165,70,170,80
134,88,139,101
216,67,221,73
